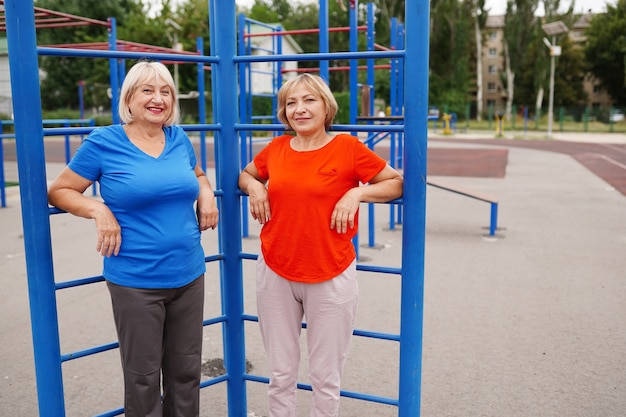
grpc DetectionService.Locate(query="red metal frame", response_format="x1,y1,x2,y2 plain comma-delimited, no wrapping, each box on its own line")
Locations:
0,1,197,60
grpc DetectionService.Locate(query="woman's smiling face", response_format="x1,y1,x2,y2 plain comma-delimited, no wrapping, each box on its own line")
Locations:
285,84,327,135
128,77,173,126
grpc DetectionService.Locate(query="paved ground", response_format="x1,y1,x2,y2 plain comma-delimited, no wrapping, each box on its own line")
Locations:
1,129,625,416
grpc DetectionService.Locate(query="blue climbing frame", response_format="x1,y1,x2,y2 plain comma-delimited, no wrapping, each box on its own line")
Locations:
5,0,430,416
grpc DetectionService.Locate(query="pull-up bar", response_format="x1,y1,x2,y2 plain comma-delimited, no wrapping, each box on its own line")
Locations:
244,25,368,37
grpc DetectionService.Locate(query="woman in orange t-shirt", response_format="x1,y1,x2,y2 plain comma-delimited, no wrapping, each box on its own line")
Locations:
238,74,403,417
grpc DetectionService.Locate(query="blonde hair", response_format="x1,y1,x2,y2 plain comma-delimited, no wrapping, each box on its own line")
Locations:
118,61,179,125
276,74,338,131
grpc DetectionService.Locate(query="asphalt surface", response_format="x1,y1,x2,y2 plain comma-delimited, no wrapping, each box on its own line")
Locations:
1,130,625,416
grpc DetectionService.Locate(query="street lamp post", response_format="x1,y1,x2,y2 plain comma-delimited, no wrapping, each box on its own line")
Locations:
542,21,568,138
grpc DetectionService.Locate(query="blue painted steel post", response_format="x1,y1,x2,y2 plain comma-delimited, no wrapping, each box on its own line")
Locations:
108,18,120,125
237,13,251,239
366,3,375,114
209,1,247,415
196,37,208,171
0,123,5,208
398,0,429,416
318,0,329,81
349,1,361,258
5,0,66,415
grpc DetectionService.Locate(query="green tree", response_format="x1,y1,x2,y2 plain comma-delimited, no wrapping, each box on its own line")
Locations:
35,0,142,111
429,0,474,114
584,0,626,105
502,0,540,119
516,32,586,109
473,0,488,120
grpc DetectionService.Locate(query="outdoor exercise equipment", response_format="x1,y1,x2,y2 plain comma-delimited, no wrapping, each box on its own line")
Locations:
4,0,430,416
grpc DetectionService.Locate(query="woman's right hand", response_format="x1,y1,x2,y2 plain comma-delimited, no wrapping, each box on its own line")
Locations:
238,163,271,225
247,181,271,225
48,166,122,257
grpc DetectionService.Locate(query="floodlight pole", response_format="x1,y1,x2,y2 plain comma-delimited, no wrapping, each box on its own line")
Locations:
547,35,556,138
542,21,568,139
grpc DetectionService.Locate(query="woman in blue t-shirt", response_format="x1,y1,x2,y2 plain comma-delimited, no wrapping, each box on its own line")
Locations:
48,61,219,417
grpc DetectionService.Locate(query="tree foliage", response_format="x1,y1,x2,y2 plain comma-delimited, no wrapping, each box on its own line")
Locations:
25,0,610,117
429,0,474,113
35,0,142,110
584,0,626,105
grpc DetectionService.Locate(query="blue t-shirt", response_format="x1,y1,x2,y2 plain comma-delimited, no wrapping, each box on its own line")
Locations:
68,124,206,289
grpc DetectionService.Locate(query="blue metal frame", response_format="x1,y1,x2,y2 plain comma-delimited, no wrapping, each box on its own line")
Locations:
5,0,430,415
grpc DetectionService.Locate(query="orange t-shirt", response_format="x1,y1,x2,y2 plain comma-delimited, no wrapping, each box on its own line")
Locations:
253,134,387,283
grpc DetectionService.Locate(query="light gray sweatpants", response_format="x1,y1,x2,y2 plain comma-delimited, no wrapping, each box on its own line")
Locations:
256,255,358,417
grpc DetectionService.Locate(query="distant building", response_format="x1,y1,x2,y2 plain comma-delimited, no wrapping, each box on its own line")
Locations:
0,37,12,117
479,13,614,117
482,15,507,115
244,23,303,94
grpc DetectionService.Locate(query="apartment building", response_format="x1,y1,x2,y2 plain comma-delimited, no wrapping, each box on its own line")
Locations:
478,12,613,116
482,15,507,115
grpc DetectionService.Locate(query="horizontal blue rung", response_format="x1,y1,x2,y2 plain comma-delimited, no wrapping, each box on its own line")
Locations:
245,374,398,406
234,49,404,63
240,252,259,261
55,275,104,290
235,123,404,132
200,373,229,389
61,341,118,362
92,407,124,417
353,328,400,341
356,264,402,275
203,315,227,327
203,254,223,263
38,47,220,65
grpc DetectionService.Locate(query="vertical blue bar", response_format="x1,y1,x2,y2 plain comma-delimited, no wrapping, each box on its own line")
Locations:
398,0,429,416
196,37,207,171
0,124,6,208
237,13,250,238
366,3,375,114
64,122,71,163
5,0,66,416
349,1,360,258
210,1,247,416
318,0,329,81
108,18,120,125
78,81,85,119
490,203,498,236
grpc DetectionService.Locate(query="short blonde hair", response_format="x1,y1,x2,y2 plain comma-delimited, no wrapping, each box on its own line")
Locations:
276,74,338,131
118,61,179,125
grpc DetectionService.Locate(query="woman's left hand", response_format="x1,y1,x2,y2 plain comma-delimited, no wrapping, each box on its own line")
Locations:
197,188,219,231
330,188,361,234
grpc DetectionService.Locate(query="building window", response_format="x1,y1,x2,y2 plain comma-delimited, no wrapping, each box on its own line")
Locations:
489,31,498,40
488,48,497,57
487,82,497,92
593,85,602,95
488,65,497,74
487,99,496,109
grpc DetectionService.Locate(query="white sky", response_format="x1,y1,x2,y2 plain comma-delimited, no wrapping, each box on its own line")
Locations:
486,0,616,15
236,0,616,14
155,0,615,16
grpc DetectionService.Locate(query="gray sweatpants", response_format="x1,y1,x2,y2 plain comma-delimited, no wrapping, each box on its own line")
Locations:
106,275,205,417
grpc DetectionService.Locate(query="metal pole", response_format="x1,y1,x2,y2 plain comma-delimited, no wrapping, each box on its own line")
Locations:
399,0,429,415
209,1,247,415
5,0,66,415
547,35,556,138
